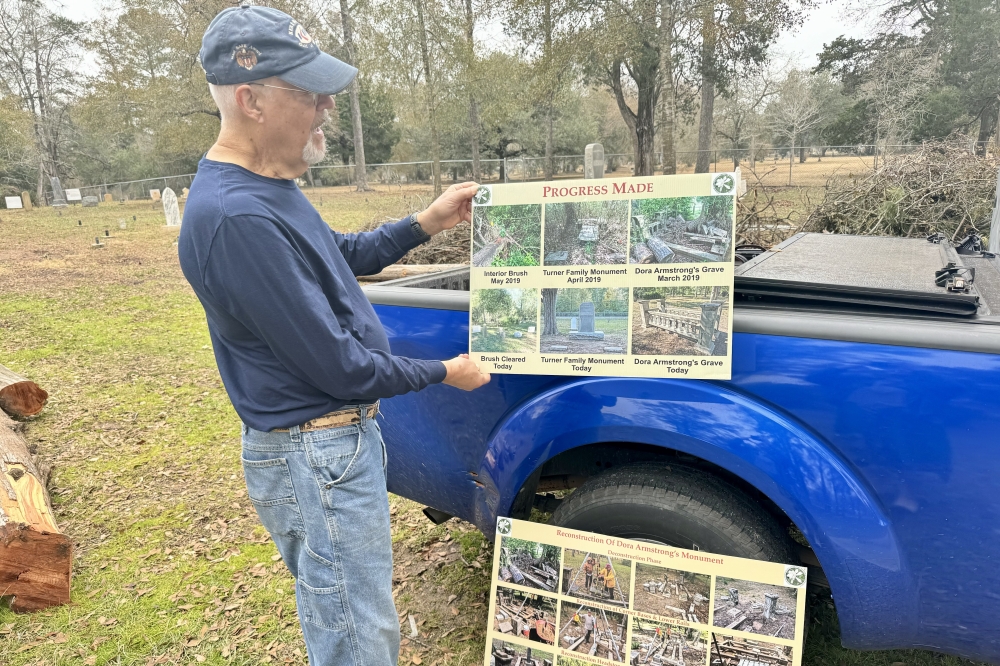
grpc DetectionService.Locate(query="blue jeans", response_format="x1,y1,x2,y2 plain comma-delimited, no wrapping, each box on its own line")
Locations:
241,409,399,666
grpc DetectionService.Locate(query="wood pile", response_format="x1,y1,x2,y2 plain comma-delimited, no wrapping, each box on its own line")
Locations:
494,591,555,644
0,382,71,611
642,578,707,623
491,643,552,666
560,607,625,662
499,546,558,592
633,630,703,666
710,635,791,666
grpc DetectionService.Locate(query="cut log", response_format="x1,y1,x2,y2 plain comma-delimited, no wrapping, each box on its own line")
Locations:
0,412,70,611
631,242,654,264
646,237,675,263
356,263,467,283
0,364,47,418
473,242,501,267
661,241,722,262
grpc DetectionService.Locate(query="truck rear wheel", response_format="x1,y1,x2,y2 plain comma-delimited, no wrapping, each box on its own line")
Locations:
549,463,796,563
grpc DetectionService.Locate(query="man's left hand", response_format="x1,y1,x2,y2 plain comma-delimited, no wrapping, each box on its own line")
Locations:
416,182,480,236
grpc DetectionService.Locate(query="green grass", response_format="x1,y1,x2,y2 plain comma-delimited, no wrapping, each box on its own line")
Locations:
555,316,628,335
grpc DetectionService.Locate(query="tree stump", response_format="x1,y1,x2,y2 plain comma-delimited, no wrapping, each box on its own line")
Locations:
0,412,71,611
0,364,48,418
631,242,654,264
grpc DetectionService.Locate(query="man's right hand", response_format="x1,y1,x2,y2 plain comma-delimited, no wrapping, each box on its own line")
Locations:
442,354,491,391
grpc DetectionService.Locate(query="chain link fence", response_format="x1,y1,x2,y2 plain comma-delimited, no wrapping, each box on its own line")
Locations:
62,143,984,202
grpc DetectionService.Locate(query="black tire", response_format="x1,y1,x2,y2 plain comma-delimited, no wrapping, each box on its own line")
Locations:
550,463,796,563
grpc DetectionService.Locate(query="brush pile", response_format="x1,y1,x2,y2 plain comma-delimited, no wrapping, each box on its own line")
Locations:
806,141,1000,241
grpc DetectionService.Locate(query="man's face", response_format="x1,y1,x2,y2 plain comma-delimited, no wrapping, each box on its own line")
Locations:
258,78,335,170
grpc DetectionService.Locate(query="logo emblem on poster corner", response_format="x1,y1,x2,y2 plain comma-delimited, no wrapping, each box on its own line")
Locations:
784,565,807,587
473,185,492,206
712,173,736,195
496,517,512,535
232,44,261,70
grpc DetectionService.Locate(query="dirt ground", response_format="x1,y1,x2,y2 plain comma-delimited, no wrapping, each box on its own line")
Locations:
713,577,797,640
633,564,711,624
557,605,628,662
542,200,628,266
471,328,537,354
632,622,707,665
539,333,627,355
630,305,728,356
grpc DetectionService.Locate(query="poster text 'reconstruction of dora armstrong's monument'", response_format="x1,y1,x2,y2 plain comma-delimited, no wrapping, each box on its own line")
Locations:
469,174,737,380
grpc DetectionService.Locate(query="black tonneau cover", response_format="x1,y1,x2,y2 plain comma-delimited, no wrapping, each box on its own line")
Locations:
735,234,982,317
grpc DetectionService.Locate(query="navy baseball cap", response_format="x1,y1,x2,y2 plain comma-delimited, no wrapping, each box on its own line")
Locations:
200,5,357,95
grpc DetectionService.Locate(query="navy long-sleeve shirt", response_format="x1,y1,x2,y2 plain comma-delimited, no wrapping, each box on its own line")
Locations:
178,158,447,431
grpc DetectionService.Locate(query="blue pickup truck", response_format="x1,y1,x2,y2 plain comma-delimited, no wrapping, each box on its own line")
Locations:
363,232,1000,663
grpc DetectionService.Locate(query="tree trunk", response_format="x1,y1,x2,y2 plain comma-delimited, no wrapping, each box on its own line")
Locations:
695,3,717,174
0,411,71,612
542,289,559,335
340,0,369,191
415,0,442,195
659,0,677,174
0,364,47,419
977,101,998,157
464,0,481,182
799,146,807,163
543,0,555,180
608,60,658,177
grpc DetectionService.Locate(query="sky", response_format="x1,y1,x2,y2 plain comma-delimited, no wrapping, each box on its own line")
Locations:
58,0,871,74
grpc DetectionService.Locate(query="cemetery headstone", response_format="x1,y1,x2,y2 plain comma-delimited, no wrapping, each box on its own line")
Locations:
5,196,23,209
472,325,482,333
513,331,523,338
104,193,114,203
162,187,181,227
65,188,82,203
82,196,99,207
20,191,31,210
150,189,161,201
119,220,127,230
527,326,536,333
584,143,605,179
181,187,189,198
545,251,568,265
570,302,605,340
92,236,104,249
570,317,578,332
698,302,722,354
50,176,66,206
548,345,568,352
579,221,599,242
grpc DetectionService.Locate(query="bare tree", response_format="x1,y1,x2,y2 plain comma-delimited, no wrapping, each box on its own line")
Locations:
715,62,780,169
0,0,80,201
768,70,822,185
463,0,482,182
414,0,442,195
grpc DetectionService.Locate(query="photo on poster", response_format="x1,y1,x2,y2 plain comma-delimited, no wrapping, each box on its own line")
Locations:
493,587,557,646
633,563,711,624
498,536,561,593
561,549,631,606
542,200,628,266
473,204,542,267
709,633,794,666
632,619,708,665
631,287,729,356
630,196,734,264
490,639,554,666
471,289,538,353
539,288,628,355
712,577,797,639
556,602,628,662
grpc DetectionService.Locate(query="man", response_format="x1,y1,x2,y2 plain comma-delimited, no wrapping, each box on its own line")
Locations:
583,556,594,591
604,563,617,599
583,611,596,644
178,6,490,666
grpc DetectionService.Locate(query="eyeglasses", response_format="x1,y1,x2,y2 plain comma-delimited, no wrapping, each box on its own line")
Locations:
247,82,324,106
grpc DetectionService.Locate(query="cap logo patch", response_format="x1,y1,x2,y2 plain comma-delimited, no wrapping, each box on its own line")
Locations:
289,20,313,47
231,44,261,70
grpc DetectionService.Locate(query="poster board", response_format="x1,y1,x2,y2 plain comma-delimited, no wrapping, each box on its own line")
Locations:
65,188,82,202
4,196,23,209
470,174,736,380
485,518,807,666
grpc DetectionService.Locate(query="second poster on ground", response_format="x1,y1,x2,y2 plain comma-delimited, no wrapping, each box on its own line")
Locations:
470,173,737,379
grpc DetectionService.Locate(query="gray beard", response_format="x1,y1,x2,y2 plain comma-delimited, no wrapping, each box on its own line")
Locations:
302,135,326,165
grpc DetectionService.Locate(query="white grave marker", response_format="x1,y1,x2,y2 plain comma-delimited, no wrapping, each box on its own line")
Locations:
162,187,181,227
65,188,82,202
150,189,161,201
5,196,23,209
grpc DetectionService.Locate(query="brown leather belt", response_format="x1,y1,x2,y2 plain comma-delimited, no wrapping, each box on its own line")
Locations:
274,402,379,433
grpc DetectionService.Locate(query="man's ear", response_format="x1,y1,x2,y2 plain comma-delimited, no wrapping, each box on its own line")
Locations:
234,84,265,123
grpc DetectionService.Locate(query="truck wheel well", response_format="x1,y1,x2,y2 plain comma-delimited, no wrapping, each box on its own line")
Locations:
512,441,824,578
